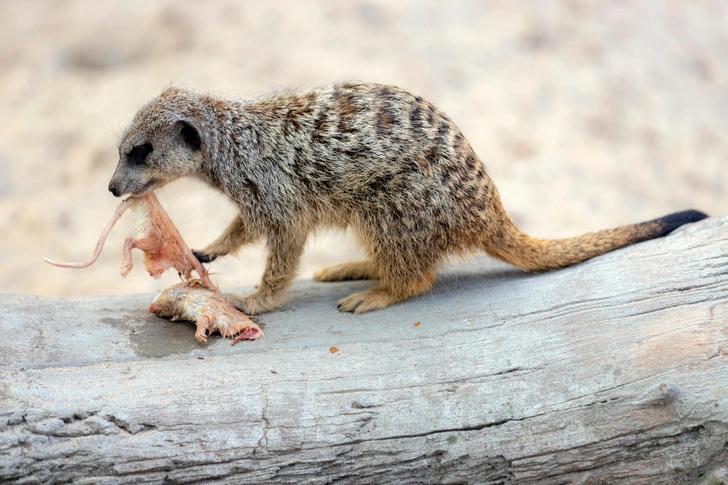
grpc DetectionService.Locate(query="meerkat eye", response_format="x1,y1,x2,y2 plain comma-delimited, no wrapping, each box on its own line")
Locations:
127,143,153,166
179,121,201,151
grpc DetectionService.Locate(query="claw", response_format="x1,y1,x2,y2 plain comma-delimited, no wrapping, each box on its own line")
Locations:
192,250,217,264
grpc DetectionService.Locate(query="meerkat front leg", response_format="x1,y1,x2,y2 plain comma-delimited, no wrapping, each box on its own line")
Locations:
228,227,308,315
193,214,260,263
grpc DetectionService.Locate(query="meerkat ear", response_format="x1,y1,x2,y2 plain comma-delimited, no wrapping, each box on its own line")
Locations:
179,121,201,151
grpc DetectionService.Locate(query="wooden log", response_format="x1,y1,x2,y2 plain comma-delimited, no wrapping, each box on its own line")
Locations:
1,216,727,484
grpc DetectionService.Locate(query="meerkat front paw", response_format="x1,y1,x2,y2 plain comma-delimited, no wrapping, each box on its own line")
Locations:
221,292,247,312
225,291,280,315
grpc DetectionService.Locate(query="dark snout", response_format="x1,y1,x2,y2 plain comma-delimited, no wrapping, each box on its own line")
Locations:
108,161,150,197
108,179,123,197
108,165,129,197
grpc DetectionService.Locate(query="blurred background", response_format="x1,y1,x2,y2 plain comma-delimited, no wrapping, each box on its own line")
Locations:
1,0,726,297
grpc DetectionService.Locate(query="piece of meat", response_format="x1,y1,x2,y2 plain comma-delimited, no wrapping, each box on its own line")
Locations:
44,193,259,345
121,194,216,289
149,279,263,344
44,193,215,289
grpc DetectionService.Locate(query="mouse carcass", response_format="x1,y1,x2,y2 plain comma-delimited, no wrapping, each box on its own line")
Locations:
44,193,262,344
44,193,214,286
149,279,262,344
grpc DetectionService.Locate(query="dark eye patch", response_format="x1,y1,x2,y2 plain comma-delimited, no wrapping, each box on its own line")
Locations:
180,122,201,150
127,143,153,165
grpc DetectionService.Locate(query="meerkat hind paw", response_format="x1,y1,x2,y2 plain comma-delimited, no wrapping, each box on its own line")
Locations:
337,288,397,314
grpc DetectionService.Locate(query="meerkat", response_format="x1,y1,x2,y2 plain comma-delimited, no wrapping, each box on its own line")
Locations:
108,82,707,315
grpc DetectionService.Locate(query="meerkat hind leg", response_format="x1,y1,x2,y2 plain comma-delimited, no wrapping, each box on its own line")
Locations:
313,260,379,282
337,271,435,314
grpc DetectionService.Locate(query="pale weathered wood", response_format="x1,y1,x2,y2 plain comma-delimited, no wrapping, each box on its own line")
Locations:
1,217,727,484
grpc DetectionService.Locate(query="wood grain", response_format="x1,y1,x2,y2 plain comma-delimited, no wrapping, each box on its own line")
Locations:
1,217,727,484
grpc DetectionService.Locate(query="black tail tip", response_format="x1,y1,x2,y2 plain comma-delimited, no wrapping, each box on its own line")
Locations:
656,209,709,235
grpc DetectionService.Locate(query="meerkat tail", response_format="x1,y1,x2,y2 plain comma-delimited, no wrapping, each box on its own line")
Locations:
484,209,709,271
43,198,134,268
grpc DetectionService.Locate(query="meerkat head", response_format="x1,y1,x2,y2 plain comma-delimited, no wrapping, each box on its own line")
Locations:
108,87,206,197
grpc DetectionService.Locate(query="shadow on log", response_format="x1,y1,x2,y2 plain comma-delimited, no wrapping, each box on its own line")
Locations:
1,216,727,484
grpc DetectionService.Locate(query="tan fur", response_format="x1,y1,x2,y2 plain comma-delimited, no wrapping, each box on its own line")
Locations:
313,260,379,282
109,82,706,314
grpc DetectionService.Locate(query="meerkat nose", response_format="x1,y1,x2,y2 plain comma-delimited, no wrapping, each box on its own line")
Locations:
108,182,121,197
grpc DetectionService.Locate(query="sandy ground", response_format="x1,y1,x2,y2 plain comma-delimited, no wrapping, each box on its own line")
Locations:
1,0,726,297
